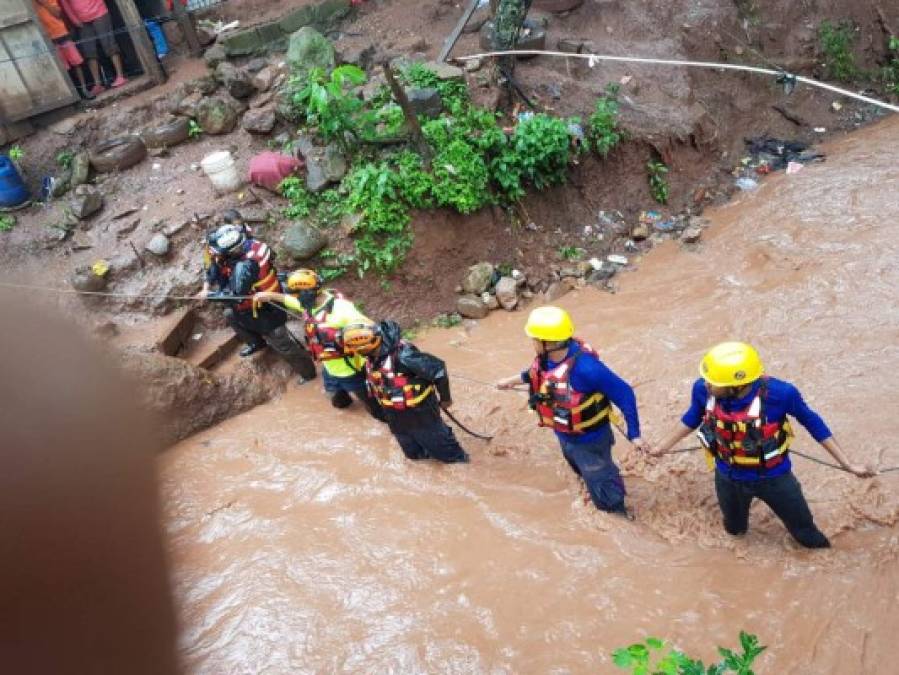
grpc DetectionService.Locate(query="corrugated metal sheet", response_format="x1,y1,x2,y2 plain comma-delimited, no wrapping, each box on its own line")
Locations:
0,0,77,123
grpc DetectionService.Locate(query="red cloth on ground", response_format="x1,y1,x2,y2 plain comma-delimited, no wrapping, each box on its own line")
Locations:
248,152,303,192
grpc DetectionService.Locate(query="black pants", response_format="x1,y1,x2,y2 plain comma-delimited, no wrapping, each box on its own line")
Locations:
385,402,469,464
714,469,830,548
225,308,315,379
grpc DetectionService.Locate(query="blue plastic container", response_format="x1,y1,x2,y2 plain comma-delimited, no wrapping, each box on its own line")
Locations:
0,155,30,208
144,19,169,59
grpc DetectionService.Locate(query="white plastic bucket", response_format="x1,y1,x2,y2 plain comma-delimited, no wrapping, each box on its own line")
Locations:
201,151,241,193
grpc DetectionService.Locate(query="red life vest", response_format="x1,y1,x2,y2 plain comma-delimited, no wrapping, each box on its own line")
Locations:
214,240,279,311
365,345,435,411
303,290,347,361
527,339,611,434
700,379,793,471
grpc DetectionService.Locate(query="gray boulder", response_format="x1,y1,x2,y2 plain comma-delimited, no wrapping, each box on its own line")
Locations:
251,66,278,93
286,27,335,79
242,107,277,134
461,262,494,295
176,91,203,118
204,44,226,69
457,294,489,319
70,150,90,186
196,96,239,135
71,265,108,292
283,220,328,259
215,62,255,99
681,224,703,244
406,87,442,117
70,186,103,219
145,233,171,257
305,143,347,192
495,276,519,310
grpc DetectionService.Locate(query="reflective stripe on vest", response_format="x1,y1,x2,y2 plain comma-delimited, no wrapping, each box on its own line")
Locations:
702,380,793,471
365,351,434,411
235,240,280,311
303,292,344,361
527,339,611,434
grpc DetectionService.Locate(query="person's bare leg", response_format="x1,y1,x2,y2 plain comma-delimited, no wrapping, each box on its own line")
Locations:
111,53,126,81
72,65,88,92
87,57,101,86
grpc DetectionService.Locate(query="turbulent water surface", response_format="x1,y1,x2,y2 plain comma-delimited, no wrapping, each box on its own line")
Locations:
161,116,899,673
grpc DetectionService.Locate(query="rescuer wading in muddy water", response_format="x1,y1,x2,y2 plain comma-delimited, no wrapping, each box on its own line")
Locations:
651,341,874,548
342,321,470,464
496,306,649,516
253,269,384,420
197,224,316,383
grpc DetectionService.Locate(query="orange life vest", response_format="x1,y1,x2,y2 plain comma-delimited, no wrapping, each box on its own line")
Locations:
527,339,611,434
700,379,793,471
365,346,435,411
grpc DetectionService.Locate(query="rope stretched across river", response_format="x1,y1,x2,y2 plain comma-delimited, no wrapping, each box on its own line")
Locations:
453,49,899,114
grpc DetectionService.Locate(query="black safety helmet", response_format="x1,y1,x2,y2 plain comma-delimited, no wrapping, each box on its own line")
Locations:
208,224,246,257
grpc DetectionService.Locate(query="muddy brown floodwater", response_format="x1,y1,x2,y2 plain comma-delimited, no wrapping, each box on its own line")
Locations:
160,116,899,673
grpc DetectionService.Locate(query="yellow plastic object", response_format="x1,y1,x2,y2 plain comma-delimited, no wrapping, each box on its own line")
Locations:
524,306,575,341
699,341,764,387
91,259,110,277
286,269,320,291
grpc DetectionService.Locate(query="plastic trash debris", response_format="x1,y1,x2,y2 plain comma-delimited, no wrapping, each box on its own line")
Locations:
814,127,826,133
735,177,759,191
786,162,804,175
607,254,629,266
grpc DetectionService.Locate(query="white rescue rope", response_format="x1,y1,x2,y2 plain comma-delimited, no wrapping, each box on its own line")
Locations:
455,49,899,114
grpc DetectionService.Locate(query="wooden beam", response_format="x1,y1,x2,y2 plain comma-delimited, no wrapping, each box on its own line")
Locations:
111,0,166,85
381,63,432,170
171,2,202,57
437,0,480,63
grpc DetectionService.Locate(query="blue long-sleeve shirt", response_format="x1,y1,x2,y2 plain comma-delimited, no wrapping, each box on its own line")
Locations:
522,341,641,444
681,376,833,480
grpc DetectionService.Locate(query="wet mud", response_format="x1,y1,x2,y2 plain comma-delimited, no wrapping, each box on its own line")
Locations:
161,116,899,673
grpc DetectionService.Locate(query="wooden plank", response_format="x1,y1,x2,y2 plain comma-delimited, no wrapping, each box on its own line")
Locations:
196,334,241,370
111,0,166,85
155,306,197,356
382,63,432,170
437,0,480,63
172,2,202,57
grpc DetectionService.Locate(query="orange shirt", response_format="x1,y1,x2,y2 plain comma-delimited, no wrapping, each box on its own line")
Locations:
34,0,68,40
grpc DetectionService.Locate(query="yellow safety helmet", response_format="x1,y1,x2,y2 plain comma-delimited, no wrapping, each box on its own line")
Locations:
524,306,575,342
286,269,321,292
699,341,764,387
341,322,381,355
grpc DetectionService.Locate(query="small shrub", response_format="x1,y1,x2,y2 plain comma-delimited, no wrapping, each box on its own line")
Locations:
8,145,24,162
819,20,858,82
882,36,899,95
588,83,623,157
0,214,16,232
289,65,374,152
188,119,203,139
432,138,491,214
613,631,766,675
433,312,462,328
558,245,584,261
56,150,75,170
280,176,314,219
647,159,670,204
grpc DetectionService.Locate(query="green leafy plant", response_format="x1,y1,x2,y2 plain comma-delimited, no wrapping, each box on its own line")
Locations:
394,150,435,209
403,63,469,115
344,162,413,275
433,312,462,328
492,113,574,203
280,176,315,219
819,20,858,82
613,632,766,675
56,150,75,170
0,214,16,232
882,35,899,95
289,65,374,152
188,119,203,139
8,145,24,162
647,159,670,204
588,83,623,157
558,245,584,261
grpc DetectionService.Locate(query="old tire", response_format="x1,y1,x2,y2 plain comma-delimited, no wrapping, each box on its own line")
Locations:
140,117,191,149
532,0,584,11
89,136,147,173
